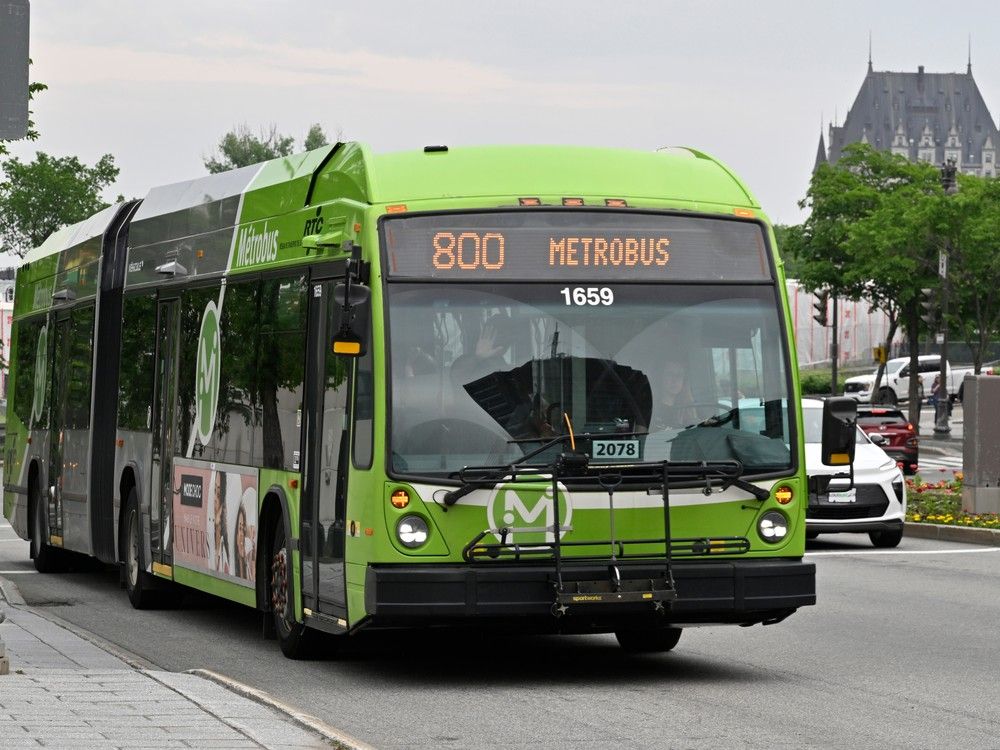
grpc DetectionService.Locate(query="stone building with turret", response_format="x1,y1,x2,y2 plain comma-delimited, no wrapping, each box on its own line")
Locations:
817,58,999,177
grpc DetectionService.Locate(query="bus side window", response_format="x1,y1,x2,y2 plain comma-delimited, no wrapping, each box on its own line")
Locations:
259,276,307,471
66,305,96,428
118,295,157,431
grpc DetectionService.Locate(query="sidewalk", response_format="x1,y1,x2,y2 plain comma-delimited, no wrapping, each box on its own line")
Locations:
0,578,354,749
917,402,963,454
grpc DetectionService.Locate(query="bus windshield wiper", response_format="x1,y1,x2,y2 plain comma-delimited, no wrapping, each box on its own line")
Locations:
442,434,570,506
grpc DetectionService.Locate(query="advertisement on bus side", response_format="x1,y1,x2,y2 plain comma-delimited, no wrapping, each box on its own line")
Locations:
173,459,258,586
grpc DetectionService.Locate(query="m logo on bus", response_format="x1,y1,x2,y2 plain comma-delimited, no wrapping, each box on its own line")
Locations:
486,485,572,544
30,324,48,425
195,301,221,446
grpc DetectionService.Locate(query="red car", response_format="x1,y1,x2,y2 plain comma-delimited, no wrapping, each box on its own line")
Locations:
855,406,919,475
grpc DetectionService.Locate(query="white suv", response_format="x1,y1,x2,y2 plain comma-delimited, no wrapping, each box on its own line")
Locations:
802,399,906,547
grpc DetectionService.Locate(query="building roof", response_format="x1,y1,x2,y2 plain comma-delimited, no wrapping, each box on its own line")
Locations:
826,64,1000,166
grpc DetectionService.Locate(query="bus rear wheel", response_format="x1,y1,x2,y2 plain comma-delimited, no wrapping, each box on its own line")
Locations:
30,487,63,573
615,627,682,653
270,516,313,659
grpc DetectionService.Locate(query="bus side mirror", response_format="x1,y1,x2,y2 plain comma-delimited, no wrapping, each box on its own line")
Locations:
821,397,857,466
331,282,370,357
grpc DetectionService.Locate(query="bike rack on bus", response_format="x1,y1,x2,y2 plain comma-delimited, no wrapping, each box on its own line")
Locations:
457,455,753,617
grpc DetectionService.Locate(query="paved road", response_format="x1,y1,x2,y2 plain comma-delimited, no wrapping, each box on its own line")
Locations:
3,517,1000,749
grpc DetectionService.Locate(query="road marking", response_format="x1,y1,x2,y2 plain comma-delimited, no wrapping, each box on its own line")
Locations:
0,538,28,543
0,569,37,574
807,548,1000,556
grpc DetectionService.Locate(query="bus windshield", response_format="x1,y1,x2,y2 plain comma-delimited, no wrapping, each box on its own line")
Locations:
386,281,793,478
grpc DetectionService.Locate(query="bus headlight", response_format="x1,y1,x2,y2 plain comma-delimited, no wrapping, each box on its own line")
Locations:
397,516,429,548
757,511,788,543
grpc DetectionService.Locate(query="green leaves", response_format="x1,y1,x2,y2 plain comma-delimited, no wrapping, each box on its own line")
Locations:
0,152,120,257
204,123,332,173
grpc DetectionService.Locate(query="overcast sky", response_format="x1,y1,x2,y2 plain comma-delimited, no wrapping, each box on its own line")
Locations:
10,1,1000,232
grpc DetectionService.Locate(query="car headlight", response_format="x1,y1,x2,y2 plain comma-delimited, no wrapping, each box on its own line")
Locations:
758,511,789,543
397,515,429,548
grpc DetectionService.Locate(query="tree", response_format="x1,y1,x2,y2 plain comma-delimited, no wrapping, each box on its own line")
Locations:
204,122,334,173
794,144,943,424
944,175,1000,373
303,123,329,151
0,152,120,257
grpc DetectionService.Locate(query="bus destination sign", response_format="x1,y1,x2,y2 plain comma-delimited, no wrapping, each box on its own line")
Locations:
383,210,771,281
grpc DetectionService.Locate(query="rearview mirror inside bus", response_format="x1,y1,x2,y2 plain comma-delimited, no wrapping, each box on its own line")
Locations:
331,282,371,357
820,397,857,466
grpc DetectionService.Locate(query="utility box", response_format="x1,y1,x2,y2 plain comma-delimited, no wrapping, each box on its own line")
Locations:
962,375,1000,514
0,0,30,141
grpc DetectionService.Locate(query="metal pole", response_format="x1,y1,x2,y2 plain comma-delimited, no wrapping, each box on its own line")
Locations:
934,159,957,435
831,296,839,396
934,249,951,434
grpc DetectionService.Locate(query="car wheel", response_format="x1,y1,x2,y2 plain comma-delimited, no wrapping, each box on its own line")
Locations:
869,528,903,548
615,627,682,653
877,388,896,406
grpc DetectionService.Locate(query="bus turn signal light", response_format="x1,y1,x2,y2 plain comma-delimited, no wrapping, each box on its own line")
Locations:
391,489,410,509
774,485,794,505
386,204,408,214
733,207,755,217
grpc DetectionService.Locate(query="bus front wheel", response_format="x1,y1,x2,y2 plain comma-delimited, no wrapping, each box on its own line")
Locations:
269,517,313,659
615,627,682,653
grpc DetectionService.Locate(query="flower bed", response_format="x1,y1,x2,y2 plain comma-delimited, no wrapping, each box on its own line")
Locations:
906,471,1000,529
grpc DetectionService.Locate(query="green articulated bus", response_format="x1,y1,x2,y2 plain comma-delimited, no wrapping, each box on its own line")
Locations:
2,143,856,657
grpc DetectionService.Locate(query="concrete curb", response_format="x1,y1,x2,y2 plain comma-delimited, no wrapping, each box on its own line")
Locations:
1,573,374,750
904,521,1000,546
191,668,376,750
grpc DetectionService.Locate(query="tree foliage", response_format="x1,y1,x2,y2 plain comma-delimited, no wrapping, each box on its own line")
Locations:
204,123,333,173
791,143,1000,421
0,152,120,257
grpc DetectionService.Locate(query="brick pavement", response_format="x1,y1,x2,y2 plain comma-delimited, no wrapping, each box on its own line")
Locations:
0,596,336,749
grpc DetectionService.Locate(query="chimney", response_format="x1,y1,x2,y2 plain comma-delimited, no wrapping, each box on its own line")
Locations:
918,65,925,92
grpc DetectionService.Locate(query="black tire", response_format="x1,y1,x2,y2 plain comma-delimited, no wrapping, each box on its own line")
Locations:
270,516,314,659
123,488,161,609
877,388,897,406
615,627,682,653
30,485,63,573
806,530,820,540
869,528,903,548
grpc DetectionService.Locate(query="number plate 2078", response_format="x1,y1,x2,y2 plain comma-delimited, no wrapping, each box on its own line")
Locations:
591,439,640,460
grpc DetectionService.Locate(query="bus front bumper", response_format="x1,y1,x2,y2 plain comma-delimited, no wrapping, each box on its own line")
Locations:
364,558,815,631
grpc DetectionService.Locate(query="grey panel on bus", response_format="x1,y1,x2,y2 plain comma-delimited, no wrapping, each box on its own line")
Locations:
26,203,124,265
128,164,261,248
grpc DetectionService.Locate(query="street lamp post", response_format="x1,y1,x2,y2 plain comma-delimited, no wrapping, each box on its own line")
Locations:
934,159,958,435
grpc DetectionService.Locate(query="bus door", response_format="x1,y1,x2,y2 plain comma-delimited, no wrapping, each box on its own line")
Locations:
46,312,70,546
301,277,351,618
149,297,180,570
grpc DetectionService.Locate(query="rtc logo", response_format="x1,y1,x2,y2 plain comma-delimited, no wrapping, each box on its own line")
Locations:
486,485,572,544
195,301,221,446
